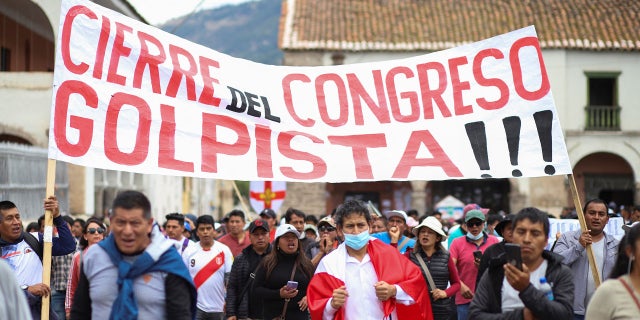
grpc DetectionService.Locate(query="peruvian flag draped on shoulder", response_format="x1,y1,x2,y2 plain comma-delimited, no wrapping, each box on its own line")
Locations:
249,181,286,213
307,238,432,320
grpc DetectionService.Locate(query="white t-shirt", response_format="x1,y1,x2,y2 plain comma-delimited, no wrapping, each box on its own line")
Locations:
501,259,548,312
182,241,233,313
586,238,605,305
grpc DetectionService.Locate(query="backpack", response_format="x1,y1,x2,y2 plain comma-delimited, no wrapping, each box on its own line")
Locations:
23,232,44,262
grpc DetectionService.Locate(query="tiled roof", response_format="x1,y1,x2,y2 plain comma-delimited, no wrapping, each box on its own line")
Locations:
279,0,640,51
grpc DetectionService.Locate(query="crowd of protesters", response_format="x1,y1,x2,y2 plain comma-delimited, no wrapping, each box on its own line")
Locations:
2,191,640,319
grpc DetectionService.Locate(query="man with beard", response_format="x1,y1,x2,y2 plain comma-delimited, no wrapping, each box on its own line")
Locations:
225,219,272,320
553,199,619,320
183,215,234,320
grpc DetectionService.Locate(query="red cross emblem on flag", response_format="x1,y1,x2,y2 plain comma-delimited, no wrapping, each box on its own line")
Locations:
249,181,286,213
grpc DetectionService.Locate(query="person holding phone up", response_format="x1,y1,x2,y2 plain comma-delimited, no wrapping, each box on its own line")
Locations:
469,207,575,320
253,224,315,320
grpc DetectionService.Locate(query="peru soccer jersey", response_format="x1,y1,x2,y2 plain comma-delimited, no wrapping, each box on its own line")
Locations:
182,241,233,313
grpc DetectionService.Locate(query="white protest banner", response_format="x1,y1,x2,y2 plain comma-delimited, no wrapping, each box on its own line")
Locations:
546,217,625,249
48,0,572,182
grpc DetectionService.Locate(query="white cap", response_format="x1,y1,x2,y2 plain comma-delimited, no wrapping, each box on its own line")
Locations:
385,210,408,222
274,223,300,239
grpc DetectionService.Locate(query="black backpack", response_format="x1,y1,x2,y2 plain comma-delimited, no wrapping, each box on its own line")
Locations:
23,232,44,262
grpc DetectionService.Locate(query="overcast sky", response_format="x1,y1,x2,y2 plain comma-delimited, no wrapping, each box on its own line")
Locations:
129,0,252,25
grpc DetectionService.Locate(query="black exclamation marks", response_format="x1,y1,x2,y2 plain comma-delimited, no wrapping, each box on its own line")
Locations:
465,121,492,178
502,116,522,177
533,110,555,175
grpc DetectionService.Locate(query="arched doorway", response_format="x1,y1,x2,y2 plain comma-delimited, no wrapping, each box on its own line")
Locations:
573,152,634,209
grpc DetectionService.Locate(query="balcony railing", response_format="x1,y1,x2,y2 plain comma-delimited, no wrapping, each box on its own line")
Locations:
584,105,620,131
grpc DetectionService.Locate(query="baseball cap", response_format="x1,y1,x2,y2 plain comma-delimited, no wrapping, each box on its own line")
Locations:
464,209,486,222
304,224,319,238
274,223,300,239
385,210,408,222
183,221,191,232
317,216,336,228
463,203,489,216
248,219,270,233
259,208,277,219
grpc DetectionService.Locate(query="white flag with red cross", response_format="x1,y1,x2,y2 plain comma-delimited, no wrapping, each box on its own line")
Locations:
249,181,286,213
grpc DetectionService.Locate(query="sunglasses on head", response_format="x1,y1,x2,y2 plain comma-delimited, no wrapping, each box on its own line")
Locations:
466,220,484,228
318,226,336,232
87,227,105,234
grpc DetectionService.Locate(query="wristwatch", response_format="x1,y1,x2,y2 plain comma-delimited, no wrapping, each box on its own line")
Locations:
20,285,29,291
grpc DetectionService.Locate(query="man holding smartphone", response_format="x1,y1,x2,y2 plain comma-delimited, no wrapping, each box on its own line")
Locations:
469,207,574,319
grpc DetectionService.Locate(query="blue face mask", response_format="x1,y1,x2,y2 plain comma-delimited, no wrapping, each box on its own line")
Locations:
466,231,484,241
344,230,370,250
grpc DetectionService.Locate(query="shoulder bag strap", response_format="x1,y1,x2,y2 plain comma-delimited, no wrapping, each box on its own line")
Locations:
278,264,298,319
24,232,43,262
619,277,640,311
414,252,437,291
239,263,262,300
397,236,410,252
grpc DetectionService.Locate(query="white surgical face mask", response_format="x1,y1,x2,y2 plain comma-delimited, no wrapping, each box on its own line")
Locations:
466,231,483,241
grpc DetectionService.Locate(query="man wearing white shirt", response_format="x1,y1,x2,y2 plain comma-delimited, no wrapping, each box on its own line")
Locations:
307,200,430,320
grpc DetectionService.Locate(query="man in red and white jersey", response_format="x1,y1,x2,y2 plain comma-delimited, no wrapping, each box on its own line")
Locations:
182,215,233,320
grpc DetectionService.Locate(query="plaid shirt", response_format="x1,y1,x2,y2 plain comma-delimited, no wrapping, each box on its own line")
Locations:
52,252,75,291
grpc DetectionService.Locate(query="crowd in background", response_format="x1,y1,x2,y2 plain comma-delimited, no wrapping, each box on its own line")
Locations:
2,193,640,320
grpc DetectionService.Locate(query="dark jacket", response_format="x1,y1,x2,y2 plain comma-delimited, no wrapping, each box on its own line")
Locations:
476,241,507,287
225,244,272,319
469,250,574,320
252,251,311,320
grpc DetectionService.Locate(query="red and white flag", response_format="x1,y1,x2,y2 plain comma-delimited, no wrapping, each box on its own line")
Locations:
249,181,286,213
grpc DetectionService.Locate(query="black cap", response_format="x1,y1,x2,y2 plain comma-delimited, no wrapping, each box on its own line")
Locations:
248,219,270,233
495,214,516,237
259,208,277,219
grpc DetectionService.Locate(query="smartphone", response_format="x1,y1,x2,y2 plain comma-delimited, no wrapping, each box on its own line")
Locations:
504,243,523,270
286,280,298,290
473,250,482,260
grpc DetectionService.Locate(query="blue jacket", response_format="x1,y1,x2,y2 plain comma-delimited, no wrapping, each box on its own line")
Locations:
552,229,619,315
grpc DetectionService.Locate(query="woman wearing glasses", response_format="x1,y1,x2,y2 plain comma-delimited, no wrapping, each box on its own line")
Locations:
64,217,106,318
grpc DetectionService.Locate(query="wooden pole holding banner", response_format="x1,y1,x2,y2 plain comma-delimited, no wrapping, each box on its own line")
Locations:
41,159,57,320
231,181,252,221
567,174,601,287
